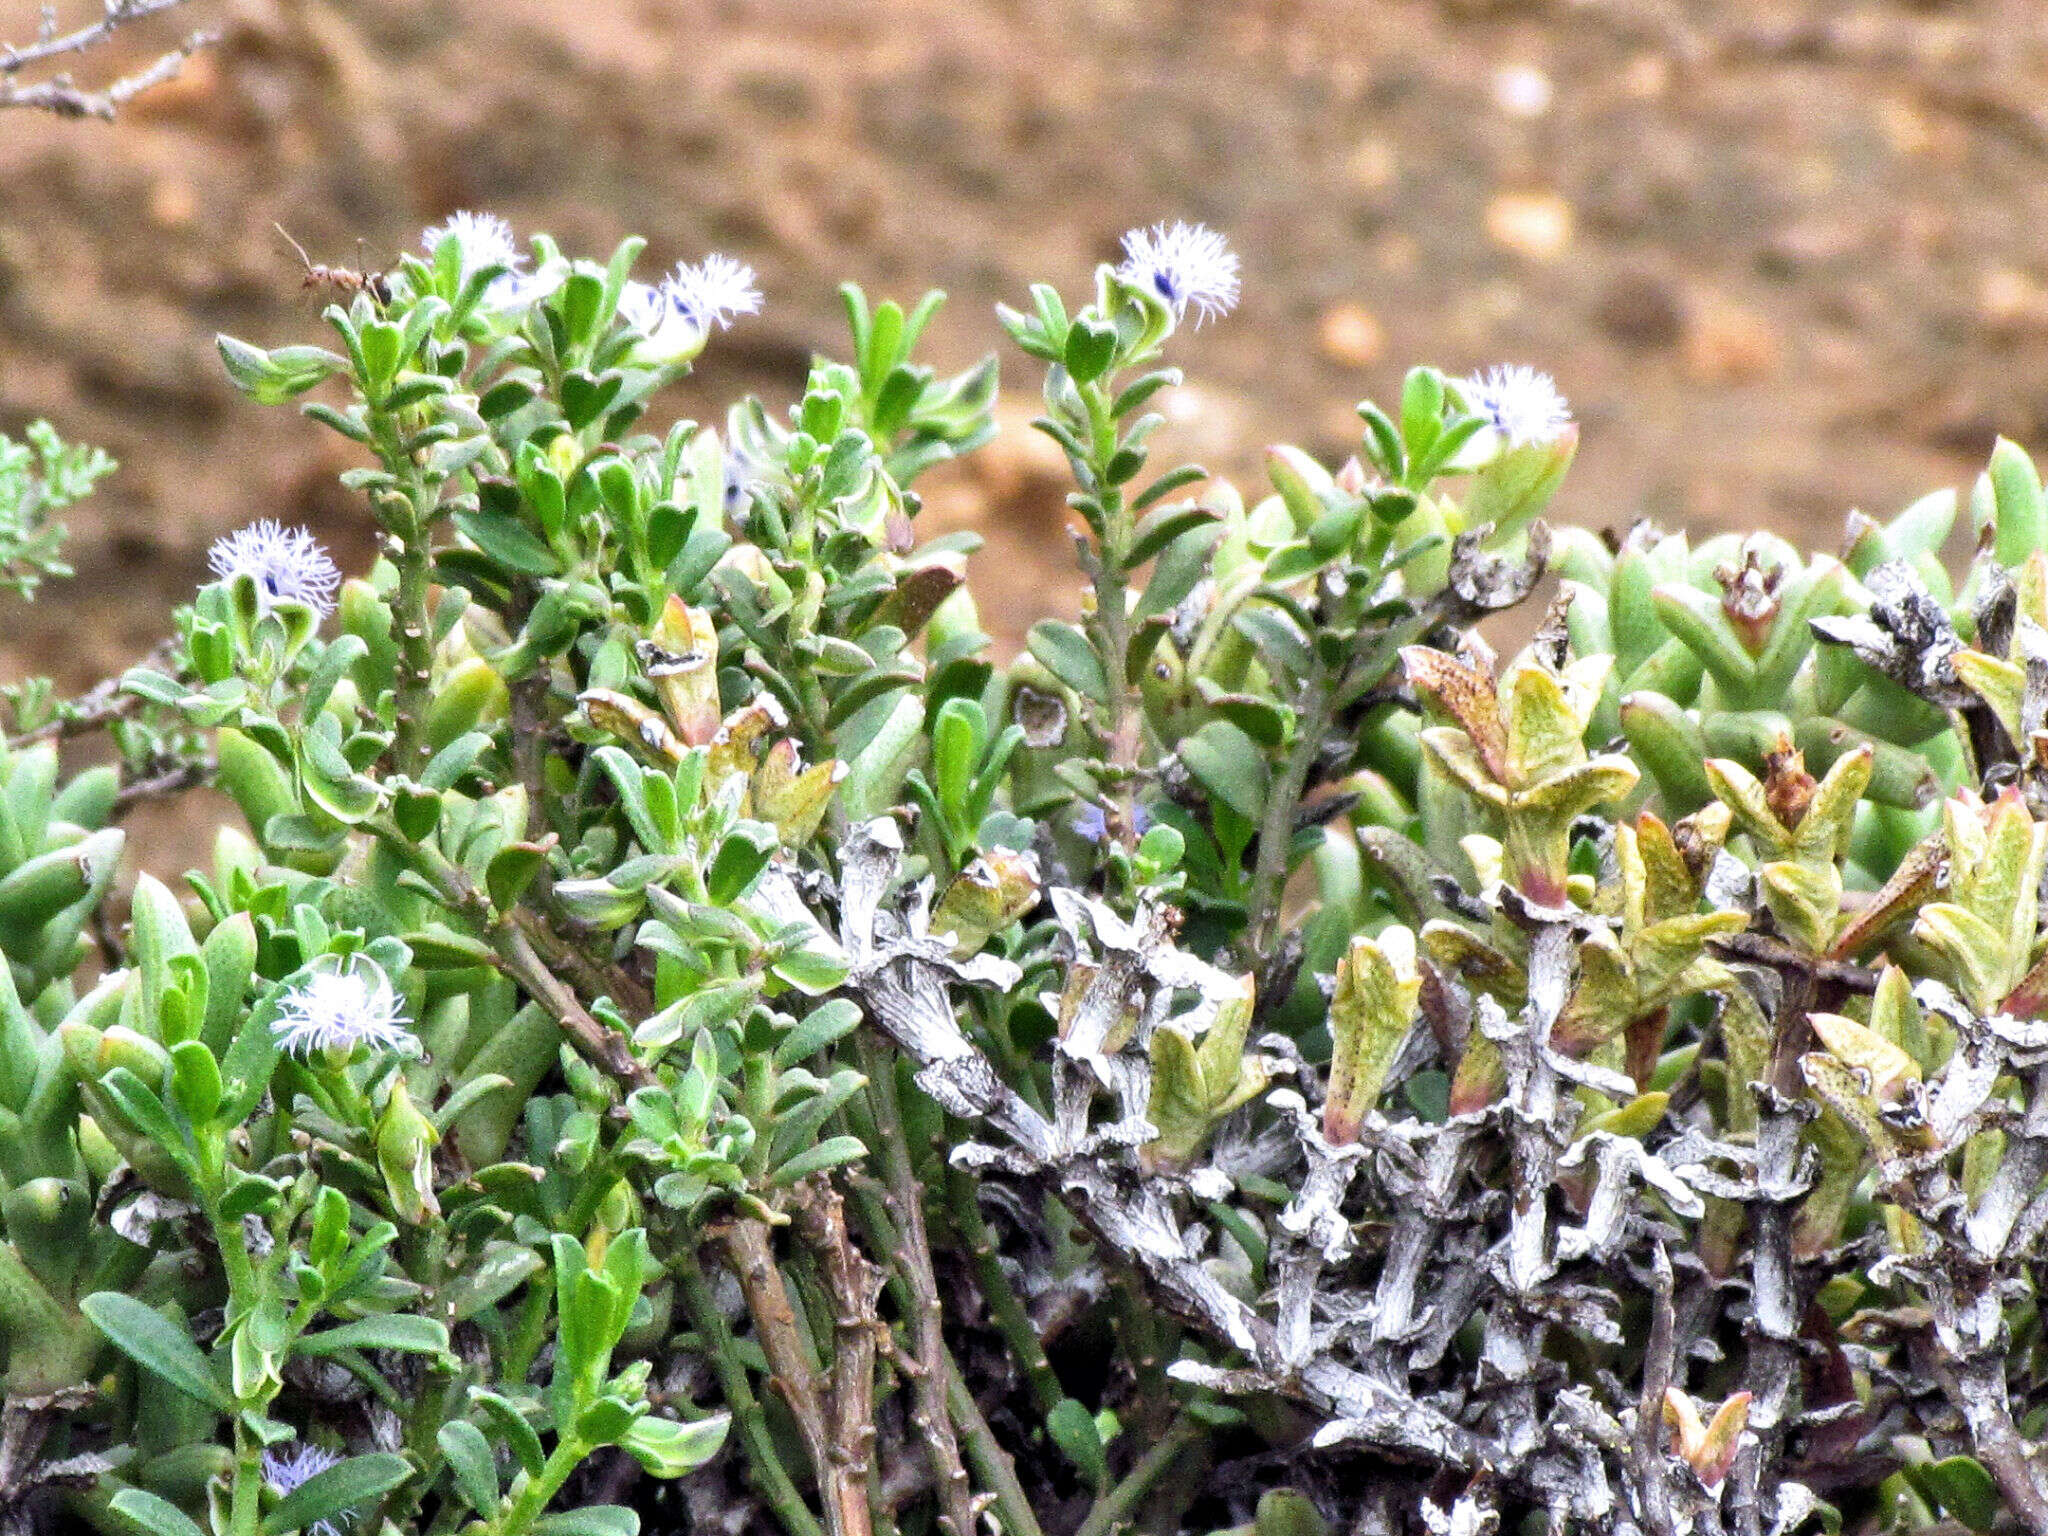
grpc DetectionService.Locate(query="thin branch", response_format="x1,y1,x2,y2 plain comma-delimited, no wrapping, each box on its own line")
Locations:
7,639,180,748
943,1357,1046,1536
1072,1413,1203,1536
2,0,195,72
369,816,652,1090
672,1241,827,1536
1,1,214,120
791,1182,885,1536
110,756,210,819
720,1216,866,1536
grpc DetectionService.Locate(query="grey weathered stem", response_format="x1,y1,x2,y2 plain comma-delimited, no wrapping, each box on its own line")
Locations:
720,1216,868,1536
1630,1245,1680,1536
859,1038,977,1536
1937,1351,2048,1536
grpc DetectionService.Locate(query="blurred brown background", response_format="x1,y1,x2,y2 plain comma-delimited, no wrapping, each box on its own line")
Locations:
5,0,2048,691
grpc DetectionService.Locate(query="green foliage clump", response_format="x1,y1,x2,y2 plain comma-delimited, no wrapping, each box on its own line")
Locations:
0,215,2044,1536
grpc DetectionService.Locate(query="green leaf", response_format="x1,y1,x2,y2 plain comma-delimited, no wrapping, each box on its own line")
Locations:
293,1314,450,1358
773,999,863,1069
472,1389,546,1479
620,1413,730,1477
1027,620,1109,705
298,713,380,825
707,822,778,905
260,1452,412,1535
436,1420,500,1513
771,1135,869,1186
453,508,561,577
930,697,982,818
110,1489,207,1536
82,1293,231,1413
1127,500,1220,565
166,1040,223,1126
533,1510,641,1536
1047,1397,1109,1490
1179,720,1271,825
1987,436,2048,565
1920,1457,2000,1533
486,842,547,913
1063,318,1118,385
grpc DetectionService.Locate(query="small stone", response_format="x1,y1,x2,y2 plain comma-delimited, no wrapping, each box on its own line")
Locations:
1978,267,2048,334
1317,303,1385,368
1485,192,1573,262
1346,138,1398,194
1491,64,1553,119
1683,294,1780,383
149,179,197,229
1622,53,1671,100
1596,271,1684,351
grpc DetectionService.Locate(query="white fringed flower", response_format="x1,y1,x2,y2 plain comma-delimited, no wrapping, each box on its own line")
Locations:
664,254,762,335
262,1443,347,1536
620,258,761,365
1116,221,1241,326
272,959,414,1060
206,521,342,619
421,211,522,279
617,278,699,366
422,211,541,311
616,280,665,333
1459,365,1573,447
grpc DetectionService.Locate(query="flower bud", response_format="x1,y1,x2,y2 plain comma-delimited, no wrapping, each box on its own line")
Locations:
1323,928,1421,1144
375,1078,441,1224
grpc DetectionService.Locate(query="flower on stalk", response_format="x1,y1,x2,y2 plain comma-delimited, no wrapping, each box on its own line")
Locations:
1459,365,1572,447
1116,221,1240,326
261,1442,347,1536
273,958,415,1060
421,210,552,312
620,257,761,366
665,254,762,334
422,210,520,276
206,520,342,619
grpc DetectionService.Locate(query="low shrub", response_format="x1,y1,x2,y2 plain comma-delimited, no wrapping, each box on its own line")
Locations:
0,212,2040,1536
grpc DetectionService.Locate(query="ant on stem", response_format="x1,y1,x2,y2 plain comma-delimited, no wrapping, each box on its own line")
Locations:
274,223,393,305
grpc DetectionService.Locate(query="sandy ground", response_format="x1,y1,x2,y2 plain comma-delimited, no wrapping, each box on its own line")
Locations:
5,0,2048,690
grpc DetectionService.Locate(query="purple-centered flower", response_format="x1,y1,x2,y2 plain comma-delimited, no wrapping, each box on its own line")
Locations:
664,254,762,335
616,280,665,334
272,959,414,1060
1116,222,1241,326
262,1442,348,1536
618,258,760,366
722,449,759,518
1459,365,1573,447
206,521,342,619
1072,800,1152,844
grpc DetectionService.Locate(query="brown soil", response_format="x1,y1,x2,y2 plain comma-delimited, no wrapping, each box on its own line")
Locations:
5,0,2048,690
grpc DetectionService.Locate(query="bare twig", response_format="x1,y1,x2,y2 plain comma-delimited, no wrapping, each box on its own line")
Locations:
110,756,210,818
720,1213,874,1536
1,0,214,120
7,640,180,748
858,1037,977,1536
792,1182,886,1536
1630,1246,1681,1536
